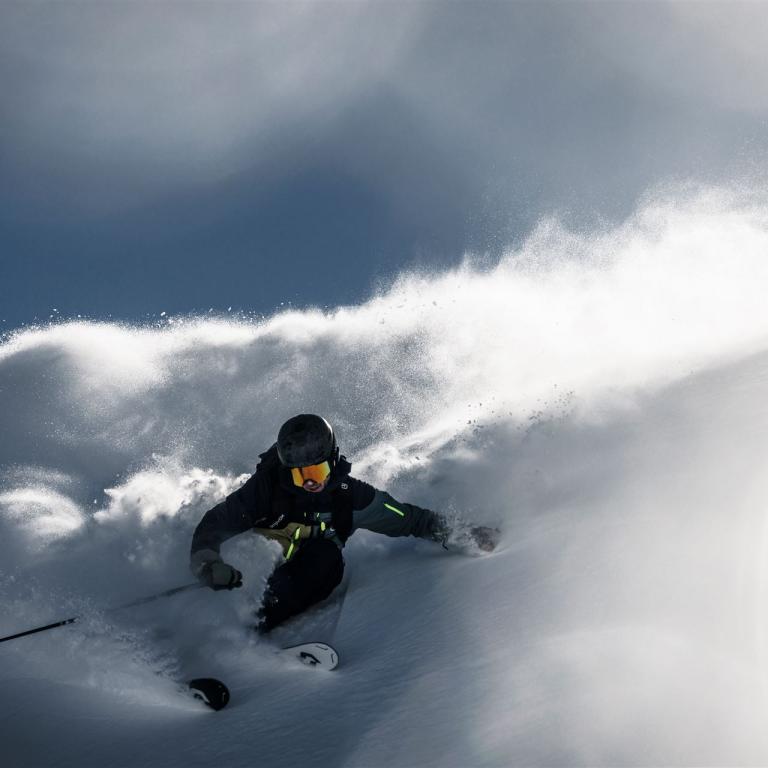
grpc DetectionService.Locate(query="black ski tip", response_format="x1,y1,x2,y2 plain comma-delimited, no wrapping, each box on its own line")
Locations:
188,677,230,711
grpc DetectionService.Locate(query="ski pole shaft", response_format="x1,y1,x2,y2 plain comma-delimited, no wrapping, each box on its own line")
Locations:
0,581,205,645
106,582,205,613
0,617,79,644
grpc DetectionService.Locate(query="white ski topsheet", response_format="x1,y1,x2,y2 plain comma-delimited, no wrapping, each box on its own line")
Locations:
280,641,339,671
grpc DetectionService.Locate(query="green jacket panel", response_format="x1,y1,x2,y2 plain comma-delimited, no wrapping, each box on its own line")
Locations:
352,490,440,540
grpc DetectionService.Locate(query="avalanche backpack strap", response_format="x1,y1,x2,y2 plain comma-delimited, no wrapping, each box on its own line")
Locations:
330,481,354,543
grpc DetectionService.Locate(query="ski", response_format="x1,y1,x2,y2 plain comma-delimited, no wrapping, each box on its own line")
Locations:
280,641,339,670
188,677,230,710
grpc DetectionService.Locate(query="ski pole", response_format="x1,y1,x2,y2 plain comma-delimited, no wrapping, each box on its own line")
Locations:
0,581,205,645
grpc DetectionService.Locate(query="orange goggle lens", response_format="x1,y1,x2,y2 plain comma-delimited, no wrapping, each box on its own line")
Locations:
290,461,332,488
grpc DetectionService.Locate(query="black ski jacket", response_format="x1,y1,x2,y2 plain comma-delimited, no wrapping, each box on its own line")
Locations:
190,444,440,560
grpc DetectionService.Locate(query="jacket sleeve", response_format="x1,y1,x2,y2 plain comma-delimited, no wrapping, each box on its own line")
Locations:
190,472,270,557
352,486,442,540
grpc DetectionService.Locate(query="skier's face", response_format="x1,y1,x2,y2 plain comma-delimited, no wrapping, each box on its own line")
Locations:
301,477,328,493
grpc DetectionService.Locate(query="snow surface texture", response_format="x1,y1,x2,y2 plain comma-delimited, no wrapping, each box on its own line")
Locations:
3,187,768,766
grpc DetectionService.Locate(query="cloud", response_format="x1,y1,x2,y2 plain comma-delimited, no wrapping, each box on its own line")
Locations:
599,3,768,115
3,1,768,224
0,2,426,206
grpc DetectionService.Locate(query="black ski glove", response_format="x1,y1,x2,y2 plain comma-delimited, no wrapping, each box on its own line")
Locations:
468,526,500,553
200,561,243,591
191,549,243,591
429,516,500,553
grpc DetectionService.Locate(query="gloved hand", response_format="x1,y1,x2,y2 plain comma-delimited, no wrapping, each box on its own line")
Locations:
429,516,500,553
468,526,500,553
200,561,243,590
190,549,243,591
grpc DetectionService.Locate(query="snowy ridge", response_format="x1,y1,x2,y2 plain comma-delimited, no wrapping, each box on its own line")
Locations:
3,186,768,765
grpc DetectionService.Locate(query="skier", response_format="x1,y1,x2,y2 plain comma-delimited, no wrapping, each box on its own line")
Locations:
190,414,496,632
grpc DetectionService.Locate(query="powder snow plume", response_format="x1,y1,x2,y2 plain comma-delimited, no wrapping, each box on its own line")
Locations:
3,184,768,765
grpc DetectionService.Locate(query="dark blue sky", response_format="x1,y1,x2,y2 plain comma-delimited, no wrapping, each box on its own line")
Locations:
2,2,767,330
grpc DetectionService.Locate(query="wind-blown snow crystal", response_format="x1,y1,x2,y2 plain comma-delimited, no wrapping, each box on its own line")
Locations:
3,185,768,766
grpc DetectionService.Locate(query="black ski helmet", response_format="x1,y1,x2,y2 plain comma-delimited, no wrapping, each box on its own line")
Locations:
276,414,337,468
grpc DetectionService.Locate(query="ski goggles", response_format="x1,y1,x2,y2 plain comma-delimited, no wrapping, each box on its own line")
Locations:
290,461,332,488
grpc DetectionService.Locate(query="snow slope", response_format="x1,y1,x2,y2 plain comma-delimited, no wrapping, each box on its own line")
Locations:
3,186,768,766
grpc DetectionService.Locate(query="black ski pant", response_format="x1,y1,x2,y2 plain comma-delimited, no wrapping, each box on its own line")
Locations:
257,539,344,632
